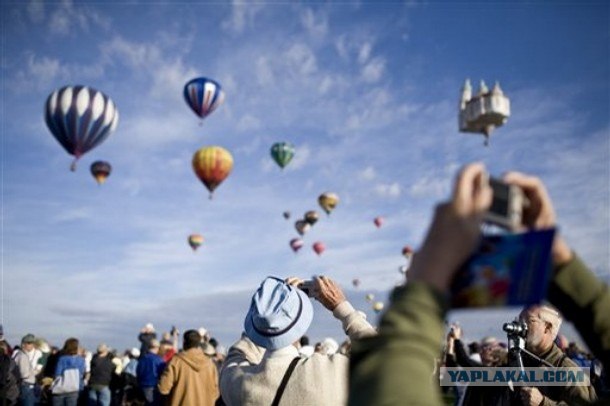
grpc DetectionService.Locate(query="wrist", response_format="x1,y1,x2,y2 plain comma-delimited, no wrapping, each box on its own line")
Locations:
552,237,573,268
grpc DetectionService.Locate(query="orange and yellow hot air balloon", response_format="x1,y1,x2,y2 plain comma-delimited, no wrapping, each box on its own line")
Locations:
192,146,234,199
90,160,112,185
188,234,204,251
318,192,339,215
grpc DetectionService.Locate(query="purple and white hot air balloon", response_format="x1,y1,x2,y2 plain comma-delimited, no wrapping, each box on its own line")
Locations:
183,77,225,123
45,85,119,171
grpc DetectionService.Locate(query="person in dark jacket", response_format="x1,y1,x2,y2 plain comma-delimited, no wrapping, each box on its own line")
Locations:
135,340,165,406
87,344,116,406
0,341,19,405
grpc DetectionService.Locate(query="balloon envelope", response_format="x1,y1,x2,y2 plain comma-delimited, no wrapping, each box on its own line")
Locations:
183,77,225,120
365,293,375,302
270,142,295,169
373,301,384,313
188,234,204,251
318,192,339,215
192,146,234,198
283,211,291,220
402,245,413,258
304,210,319,226
312,241,325,256
45,85,119,170
374,216,384,228
352,278,360,288
290,238,304,253
295,220,311,236
90,160,112,185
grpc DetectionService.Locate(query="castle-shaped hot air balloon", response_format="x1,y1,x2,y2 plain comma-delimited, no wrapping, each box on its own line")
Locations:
458,79,510,146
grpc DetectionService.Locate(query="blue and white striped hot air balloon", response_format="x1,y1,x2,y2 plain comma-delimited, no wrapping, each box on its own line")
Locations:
44,85,119,171
183,77,225,123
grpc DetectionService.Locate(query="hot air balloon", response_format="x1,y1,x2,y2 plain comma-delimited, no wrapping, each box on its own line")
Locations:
313,241,325,256
295,220,311,236
352,278,360,288
192,146,234,199
188,234,204,251
318,192,339,215
372,301,385,313
90,161,111,185
374,216,384,228
270,142,295,170
45,85,119,171
402,245,413,258
365,293,375,303
290,238,304,253
304,210,319,226
283,211,291,220
183,77,225,123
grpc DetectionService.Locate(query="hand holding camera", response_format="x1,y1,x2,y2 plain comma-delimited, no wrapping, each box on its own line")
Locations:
502,172,573,266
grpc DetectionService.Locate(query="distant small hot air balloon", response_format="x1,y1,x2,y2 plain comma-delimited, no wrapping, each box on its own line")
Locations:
184,77,225,123
304,210,319,226
283,211,291,220
372,301,385,313
188,234,204,251
295,220,311,236
90,161,112,185
374,216,384,228
313,241,325,256
318,192,339,215
270,142,295,169
45,85,119,171
402,245,413,258
365,293,375,303
352,278,360,288
290,238,304,253
192,146,234,199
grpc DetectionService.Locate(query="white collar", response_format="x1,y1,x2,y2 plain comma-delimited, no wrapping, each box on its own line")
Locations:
265,345,299,359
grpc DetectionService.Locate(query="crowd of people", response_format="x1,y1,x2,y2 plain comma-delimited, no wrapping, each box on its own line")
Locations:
1,163,609,406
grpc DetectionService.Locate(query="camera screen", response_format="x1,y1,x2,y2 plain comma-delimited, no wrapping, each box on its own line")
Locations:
489,179,510,216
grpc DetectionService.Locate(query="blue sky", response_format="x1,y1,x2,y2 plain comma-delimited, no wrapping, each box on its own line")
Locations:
1,1,608,352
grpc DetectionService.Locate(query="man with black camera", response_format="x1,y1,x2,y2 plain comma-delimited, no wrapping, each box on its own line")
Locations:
512,304,597,405
219,275,375,405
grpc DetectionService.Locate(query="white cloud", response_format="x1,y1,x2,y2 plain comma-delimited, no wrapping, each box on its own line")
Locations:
236,114,262,132
27,0,44,22
300,8,328,38
221,0,264,34
51,208,93,223
285,43,318,76
47,0,110,36
288,144,310,170
256,57,274,86
359,166,377,181
358,42,372,64
374,182,401,198
361,57,386,83
318,75,333,94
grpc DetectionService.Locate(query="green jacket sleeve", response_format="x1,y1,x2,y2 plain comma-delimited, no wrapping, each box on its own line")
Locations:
349,281,448,406
547,255,610,378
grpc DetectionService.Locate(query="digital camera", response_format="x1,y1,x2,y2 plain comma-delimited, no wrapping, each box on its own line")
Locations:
483,177,526,231
502,320,528,338
299,280,315,297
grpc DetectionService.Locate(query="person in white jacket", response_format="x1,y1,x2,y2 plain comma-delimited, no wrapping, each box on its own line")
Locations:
220,275,376,406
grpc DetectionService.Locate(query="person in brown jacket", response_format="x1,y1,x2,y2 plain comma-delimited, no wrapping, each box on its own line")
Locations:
158,330,219,406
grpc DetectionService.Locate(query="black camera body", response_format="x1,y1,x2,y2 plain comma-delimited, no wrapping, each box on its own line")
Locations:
503,320,528,338
299,280,315,297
